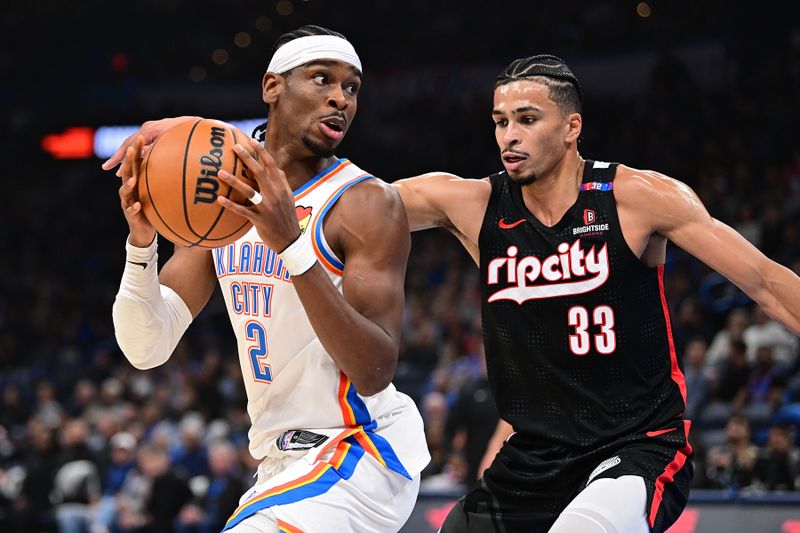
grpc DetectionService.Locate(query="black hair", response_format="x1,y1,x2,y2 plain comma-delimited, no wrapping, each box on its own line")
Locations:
495,54,583,115
252,25,348,141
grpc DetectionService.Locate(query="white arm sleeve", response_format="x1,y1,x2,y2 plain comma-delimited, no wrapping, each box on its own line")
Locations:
112,237,193,370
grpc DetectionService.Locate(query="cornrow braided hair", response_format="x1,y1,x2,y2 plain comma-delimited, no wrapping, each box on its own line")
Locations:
495,54,583,115
252,25,348,142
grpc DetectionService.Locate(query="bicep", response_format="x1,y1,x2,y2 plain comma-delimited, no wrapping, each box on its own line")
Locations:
158,245,217,317
654,178,770,298
339,185,410,343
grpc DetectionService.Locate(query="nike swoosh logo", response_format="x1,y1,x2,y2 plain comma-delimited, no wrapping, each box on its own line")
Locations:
498,217,526,229
646,428,677,438
127,260,147,269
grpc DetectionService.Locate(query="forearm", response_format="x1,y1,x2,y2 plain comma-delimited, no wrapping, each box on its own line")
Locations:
393,177,448,232
112,238,193,369
755,261,800,334
292,265,397,396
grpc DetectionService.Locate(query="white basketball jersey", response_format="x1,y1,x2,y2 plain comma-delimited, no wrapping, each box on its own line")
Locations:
212,158,429,480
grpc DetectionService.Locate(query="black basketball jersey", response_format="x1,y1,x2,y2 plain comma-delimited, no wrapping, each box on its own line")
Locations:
479,161,688,452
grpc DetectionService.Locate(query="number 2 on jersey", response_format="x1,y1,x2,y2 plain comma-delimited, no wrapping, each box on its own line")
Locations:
245,321,272,383
567,305,616,356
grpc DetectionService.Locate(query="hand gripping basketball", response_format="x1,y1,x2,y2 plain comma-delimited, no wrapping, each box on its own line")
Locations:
217,138,301,254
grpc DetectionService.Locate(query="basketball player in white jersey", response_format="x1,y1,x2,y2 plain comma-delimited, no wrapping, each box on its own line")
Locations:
105,25,429,533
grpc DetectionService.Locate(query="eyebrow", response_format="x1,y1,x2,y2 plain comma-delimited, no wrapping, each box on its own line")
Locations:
303,59,363,80
492,105,542,116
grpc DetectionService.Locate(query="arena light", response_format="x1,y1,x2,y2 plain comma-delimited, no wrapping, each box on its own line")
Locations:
41,127,95,159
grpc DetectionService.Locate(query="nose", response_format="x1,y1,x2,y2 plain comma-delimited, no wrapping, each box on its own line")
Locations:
327,85,348,110
502,122,521,146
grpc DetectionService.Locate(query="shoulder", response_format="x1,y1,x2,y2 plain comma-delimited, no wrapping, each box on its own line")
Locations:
615,165,696,202
337,176,404,216
329,176,409,242
614,164,706,232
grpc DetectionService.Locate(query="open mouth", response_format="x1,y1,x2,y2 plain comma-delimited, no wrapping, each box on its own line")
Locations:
502,152,527,171
322,117,344,132
319,116,346,140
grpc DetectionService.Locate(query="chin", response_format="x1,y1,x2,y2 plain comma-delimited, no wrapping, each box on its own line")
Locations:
302,135,337,158
507,170,538,186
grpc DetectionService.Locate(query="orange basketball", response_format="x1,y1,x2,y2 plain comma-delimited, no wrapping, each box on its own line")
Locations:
138,118,256,248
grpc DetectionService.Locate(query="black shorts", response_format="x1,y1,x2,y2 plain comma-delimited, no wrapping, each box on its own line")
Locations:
440,425,693,533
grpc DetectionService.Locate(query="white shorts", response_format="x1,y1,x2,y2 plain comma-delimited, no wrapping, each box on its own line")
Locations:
224,438,420,533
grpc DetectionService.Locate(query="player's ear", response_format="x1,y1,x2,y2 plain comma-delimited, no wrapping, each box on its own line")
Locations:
262,72,282,105
565,112,582,143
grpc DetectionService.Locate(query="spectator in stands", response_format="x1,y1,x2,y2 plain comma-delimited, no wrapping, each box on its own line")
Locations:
175,440,246,533
706,308,749,368
743,305,799,369
705,415,758,490
752,424,799,491
118,444,192,533
52,418,101,533
684,337,712,420
92,431,138,533
712,339,752,404
169,414,209,479
744,346,783,406
12,417,59,532
442,354,499,487
0,384,30,431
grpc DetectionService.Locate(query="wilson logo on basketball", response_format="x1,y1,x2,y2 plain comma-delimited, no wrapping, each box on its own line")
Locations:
194,126,227,204
487,239,609,303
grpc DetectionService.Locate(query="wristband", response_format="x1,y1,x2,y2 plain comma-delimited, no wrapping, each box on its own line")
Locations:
125,236,157,265
279,235,317,276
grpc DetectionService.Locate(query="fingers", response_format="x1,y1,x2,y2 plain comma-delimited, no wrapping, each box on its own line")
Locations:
219,169,258,201
102,137,131,170
247,138,279,175
118,175,138,206
131,136,144,181
217,195,255,221
116,136,145,179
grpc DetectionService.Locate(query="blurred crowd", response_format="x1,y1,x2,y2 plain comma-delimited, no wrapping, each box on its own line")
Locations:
3,2,800,532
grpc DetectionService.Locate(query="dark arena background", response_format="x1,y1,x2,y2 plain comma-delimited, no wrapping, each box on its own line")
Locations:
3,2,800,532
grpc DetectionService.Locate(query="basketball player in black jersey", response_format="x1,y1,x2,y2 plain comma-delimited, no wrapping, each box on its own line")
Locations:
395,56,800,532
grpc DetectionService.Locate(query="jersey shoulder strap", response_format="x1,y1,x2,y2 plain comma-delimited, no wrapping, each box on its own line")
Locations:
581,160,619,190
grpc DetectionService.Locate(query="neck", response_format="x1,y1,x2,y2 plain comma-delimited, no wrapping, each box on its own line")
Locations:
263,125,338,191
518,150,583,227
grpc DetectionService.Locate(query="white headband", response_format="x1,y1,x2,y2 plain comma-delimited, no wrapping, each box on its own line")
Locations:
267,35,362,75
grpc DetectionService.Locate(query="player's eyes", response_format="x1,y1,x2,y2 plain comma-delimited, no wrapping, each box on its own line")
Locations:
345,83,360,96
494,119,508,127
312,73,328,84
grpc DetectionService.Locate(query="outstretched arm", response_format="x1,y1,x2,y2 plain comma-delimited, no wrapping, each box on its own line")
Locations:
627,168,800,333
393,173,491,263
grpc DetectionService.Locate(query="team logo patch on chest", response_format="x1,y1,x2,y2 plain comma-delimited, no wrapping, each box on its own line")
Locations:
296,205,312,233
487,239,609,303
573,209,610,236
